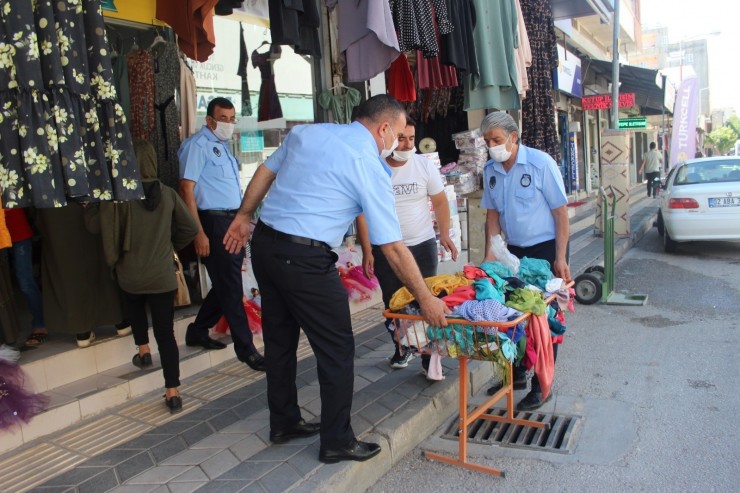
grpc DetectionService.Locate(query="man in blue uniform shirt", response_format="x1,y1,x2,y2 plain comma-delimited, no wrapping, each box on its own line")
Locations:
178,98,265,372
222,95,449,464
480,111,570,411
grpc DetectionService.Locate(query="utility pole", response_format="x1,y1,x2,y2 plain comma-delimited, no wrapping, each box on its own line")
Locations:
610,0,620,129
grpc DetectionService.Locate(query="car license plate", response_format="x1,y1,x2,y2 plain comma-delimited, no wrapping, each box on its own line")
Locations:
708,197,740,207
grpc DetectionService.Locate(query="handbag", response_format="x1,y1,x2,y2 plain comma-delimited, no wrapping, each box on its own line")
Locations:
174,253,191,307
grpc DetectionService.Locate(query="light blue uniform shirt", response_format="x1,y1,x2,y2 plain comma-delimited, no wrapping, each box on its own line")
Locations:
261,121,402,248
178,126,242,210
481,145,567,247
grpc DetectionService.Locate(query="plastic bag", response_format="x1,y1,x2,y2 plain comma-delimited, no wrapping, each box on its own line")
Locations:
489,234,520,274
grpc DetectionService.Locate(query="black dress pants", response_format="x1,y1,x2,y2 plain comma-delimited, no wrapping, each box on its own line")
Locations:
507,239,565,394
250,227,354,449
191,213,256,361
124,290,180,388
645,171,660,197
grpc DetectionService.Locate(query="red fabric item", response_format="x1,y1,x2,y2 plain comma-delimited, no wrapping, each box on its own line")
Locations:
416,2,458,90
527,313,555,399
213,297,262,335
156,0,218,62
387,53,416,102
552,335,564,344
463,265,488,280
441,285,476,309
523,332,536,369
3,208,33,243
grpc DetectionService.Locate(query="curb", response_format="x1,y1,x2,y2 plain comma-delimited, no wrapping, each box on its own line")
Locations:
296,361,495,493
614,208,658,264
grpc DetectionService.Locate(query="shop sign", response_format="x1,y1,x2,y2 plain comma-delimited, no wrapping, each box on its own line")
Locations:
569,132,579,192
240,131,264,153
582,93,636,111
555,44,582,98
618,117,647,129
196,92,242,114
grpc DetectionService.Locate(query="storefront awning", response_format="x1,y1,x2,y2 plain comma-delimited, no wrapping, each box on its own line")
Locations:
584,59,671,116
551,0,612,23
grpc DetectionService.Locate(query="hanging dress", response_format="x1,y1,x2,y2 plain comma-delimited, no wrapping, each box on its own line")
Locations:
389,0,454,58
149,41,181,190
237,24,253,117
317,87,362,124
0,0,142,208
252,45,283,122
127,49,156,142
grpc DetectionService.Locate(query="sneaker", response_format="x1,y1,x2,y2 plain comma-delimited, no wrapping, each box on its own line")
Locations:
115,321,132,336
389,350,414,369
76,331,96,348
516,390,552,411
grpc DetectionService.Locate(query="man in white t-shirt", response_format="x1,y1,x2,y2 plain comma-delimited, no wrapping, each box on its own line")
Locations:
357,117,458,370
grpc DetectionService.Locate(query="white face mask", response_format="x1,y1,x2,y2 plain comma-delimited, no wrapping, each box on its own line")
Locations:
488,135,513,162
212,121,235,141
380,127,399,159
391,146,416,162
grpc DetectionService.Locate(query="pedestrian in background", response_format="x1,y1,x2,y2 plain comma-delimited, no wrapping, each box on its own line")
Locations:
86,140,198,413
638,142,664,197
480,111,570,411
222,95,449,464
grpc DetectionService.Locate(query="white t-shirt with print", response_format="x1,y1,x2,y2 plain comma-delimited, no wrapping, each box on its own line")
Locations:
390,154,445,247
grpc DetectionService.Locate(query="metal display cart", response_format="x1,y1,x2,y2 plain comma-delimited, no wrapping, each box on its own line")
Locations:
385,287,569,477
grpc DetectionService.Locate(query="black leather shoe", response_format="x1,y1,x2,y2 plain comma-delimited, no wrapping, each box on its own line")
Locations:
243,352,266,372
132,353,153,369
164,395,183,414
487,375,528,395
516,390,552,411
319,439,381,464
186,336,226,350
270,419,320,444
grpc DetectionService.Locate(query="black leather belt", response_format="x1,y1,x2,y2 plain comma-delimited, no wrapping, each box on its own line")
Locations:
256,220,330,250
198,209,238,217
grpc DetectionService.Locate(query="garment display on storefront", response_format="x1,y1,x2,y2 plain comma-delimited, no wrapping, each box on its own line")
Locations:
317,87,361,124
156,0,218,62
252,44,284,121
0,0,143,209
35,204,123,335
386,53,416,102
389,0,453,58
416,2,458,90
519,0,560,160
464,0,520,111
237,24,254,117
513,0,532,98
179,57,197,139
268,0,322,57
215,0,244,16
338,0,400,82
111,52,131,120
127,49,156,141
149,41,181,190
440,0,479,79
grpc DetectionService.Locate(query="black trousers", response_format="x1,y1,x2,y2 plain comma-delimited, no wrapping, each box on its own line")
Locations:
191,213,256,361
124,290,180,389
251,227,354,448
645,171,660,197
507,239,563,394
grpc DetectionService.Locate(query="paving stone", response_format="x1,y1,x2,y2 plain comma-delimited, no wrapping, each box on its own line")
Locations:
82,447,142,467
257,463,302,493
166,482,207,493
193,481,251,493
239,483,267,493
170,466,209,483
357,402,393,426
376,390,411,412
118,434,173,450
116,452,157,483
348,414,373,437
353,375,372,392
360,338,386,350
285,445,322,477
151,420,201,436
106,485,160,493
220,419,266,435
78,468,119,493
190,432,247,450
231,398,268,420
160,448,220,466
302,397,321,417
355,365,388,383
127,466,191,485
296,385,320,406
248,444,305,462
199,449,241,480
199,397,244,411
42,466,109,486
181,423,216,447
216,460,279,481
150,437,189,464
207,410,241,431
229,435,268,462
26,486,76,493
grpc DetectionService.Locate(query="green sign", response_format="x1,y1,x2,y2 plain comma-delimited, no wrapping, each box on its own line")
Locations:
618,117,647,129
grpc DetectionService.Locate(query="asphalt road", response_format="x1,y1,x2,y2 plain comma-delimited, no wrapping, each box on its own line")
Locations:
369,229,740,493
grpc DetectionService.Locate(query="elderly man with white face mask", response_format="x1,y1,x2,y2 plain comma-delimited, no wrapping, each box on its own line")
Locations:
480,111,570,411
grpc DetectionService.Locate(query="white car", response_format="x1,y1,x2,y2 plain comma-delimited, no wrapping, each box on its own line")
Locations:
656,157,740,252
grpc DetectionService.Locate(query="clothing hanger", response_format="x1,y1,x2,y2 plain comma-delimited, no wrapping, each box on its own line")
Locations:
150,27,166,48
255,40,271,53
129,36,139,52
328,81,348,95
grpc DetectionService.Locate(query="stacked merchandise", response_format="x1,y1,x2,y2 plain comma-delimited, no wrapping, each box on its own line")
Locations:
444,129,487,195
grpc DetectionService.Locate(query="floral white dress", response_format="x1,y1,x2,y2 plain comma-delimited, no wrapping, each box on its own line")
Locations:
0,0,143,208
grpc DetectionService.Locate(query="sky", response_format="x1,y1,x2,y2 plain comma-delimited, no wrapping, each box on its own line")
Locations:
640,0,740,114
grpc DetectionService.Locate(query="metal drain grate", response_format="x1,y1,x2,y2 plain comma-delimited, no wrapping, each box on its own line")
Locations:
442,408,582,454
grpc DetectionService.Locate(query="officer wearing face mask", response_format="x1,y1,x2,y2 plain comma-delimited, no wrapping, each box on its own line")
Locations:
480,111,570,412
178,97,266,373
221,95,449,465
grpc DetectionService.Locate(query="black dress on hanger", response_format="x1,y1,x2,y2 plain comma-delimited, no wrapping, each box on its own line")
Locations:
252,45,283,122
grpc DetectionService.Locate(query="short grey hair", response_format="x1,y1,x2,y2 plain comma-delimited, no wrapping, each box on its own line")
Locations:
480,111,519,137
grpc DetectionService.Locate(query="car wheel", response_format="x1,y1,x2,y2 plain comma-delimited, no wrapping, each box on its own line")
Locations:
656,211,665,237
663,229,678,253
574,273,602,305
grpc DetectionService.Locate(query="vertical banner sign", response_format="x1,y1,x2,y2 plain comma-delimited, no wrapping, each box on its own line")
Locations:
569,132,579,192
669,77,699,168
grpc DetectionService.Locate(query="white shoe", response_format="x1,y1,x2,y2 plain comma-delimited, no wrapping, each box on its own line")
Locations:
116,325,132,336
76,332,96,348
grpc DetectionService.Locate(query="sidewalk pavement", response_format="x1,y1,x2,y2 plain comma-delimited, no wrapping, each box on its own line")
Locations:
12,189,659,493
